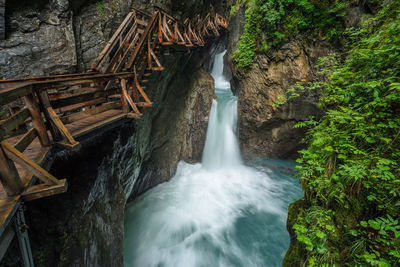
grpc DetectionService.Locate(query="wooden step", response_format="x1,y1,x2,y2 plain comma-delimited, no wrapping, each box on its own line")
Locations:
22,179,68,201
127,112,143,119
68,110,127,138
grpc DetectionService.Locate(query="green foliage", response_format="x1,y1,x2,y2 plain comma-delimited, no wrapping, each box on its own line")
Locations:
96,1,104,16
233,0,349,69
292,1,400,265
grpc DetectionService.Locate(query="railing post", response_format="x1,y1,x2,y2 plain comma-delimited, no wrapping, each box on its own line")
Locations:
0,144,24,196
36,89,62,142
121,79,128,114
24,93,50,147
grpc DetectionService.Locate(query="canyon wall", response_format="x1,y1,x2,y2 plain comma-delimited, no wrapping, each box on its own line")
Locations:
226,6,331,159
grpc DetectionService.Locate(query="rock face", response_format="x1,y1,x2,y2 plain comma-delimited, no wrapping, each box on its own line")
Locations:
235,39,329,159
131,51,216,197
226,7,330,159
0,0,77,78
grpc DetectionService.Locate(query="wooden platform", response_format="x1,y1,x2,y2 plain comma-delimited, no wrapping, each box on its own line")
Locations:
0,107,130,235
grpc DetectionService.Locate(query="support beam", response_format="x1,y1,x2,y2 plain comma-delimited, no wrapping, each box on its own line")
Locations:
46,107,80,150
24,93,50,147
121,79,141,114
0,146,24,196
22,179,67,201
14,128,38,152
1,141,60,185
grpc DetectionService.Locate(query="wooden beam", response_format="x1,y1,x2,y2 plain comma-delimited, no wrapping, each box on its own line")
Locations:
50,90,108,109
1,141,60,185
60,101,121,124
0,108,31,140
14,128,38,152
22,179,67,201
48,87,103,100
150,49,163,70
46,107,80,148
24,93,50,147
0,84,33,107
36,90,63,142
121,79,141,114
54,97,106,114
0,145,24,196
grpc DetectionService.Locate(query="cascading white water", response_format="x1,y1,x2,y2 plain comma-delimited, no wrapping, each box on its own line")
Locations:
124,51,302,267
202,51,242,170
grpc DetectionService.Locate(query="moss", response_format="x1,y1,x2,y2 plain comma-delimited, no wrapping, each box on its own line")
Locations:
282,199,308,266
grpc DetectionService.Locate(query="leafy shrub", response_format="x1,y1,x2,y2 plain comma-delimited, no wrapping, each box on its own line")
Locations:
291,1,400,265
232,0,348,70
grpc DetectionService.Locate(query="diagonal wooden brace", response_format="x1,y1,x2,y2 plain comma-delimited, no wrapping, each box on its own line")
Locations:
46,107,81,150
1,141,60,185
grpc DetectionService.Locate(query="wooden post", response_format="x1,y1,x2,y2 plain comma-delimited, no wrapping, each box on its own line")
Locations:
36,89,62,142
24,93,50,147
120,80,128,114
131,79,139,103
0,145,24,196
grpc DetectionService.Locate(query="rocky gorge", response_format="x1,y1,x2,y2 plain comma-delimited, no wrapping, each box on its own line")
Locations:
1,0,392,266
1,0,225,265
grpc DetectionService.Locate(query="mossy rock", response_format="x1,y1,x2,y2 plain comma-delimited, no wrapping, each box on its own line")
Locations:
283,198,308,267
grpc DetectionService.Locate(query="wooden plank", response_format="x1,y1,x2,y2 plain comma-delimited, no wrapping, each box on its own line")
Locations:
32,72,134,91
121,79,141,114
24,93,50,146
46,107,79,148
136,102,153,107
1,141,59,185
22,179,67,201
127,113,142,119
0,72,99,85
60,101,121,124
14,128,38,153
150,49,163,69
136,19,147,26
37,90,63,142
0,84,33,108
50,90,108,109
70,112,126,138
54,97,106,114
0,145,24,196
0,108,31,140
48,87,103,100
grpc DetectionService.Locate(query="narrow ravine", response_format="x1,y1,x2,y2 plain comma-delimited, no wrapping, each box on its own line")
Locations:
124,51,303,267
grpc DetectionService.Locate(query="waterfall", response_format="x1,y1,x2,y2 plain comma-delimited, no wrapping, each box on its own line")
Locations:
202,51,242,170
124,51,303,267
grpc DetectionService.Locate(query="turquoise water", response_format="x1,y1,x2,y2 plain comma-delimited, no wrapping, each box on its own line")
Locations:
123,51,303,267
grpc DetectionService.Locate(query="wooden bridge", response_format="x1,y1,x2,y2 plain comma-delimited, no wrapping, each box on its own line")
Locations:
0,6,227,265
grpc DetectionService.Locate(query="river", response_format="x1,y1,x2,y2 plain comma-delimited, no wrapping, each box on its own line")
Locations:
124,51,303,267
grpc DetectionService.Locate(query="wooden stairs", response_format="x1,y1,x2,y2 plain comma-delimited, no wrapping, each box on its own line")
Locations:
0,6,228,264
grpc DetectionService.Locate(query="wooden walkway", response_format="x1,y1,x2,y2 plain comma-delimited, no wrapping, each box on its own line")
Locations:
0,6,227,263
